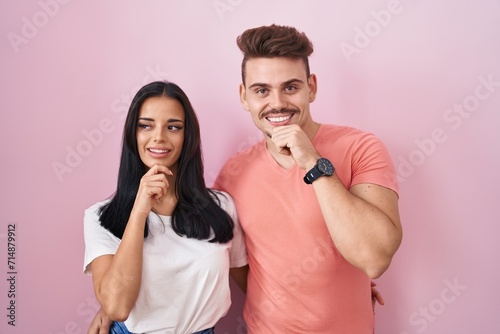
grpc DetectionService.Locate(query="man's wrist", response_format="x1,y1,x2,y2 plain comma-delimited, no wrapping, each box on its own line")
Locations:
303,156,321,171
303,157,335,184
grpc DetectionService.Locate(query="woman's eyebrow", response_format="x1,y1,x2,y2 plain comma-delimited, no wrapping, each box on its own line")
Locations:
138,117,184,123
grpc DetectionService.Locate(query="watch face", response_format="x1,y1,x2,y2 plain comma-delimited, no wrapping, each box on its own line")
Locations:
317,158,334,175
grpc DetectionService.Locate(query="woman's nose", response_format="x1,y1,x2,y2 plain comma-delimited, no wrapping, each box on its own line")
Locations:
153,128,166,142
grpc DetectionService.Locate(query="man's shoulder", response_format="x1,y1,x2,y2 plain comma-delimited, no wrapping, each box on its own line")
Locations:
317,123,376,144
214,140,266,191
319,123,369,136
221,140,265,165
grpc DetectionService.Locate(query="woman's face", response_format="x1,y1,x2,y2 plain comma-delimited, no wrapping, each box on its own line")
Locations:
136,96,185,170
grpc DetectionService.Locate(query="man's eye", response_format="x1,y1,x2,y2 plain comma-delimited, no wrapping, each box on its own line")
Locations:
285,86,296,92
257,88,268,94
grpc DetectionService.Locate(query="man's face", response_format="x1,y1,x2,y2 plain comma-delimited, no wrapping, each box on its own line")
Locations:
239,57,317,138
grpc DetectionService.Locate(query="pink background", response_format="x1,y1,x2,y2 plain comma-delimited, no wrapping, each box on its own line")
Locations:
1,1,499,333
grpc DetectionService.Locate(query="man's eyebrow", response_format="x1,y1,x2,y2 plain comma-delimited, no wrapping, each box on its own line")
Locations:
282,78,305,87
248,79,305,90
248,82,271,89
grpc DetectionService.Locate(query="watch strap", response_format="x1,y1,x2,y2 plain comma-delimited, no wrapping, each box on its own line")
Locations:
303,165,321,184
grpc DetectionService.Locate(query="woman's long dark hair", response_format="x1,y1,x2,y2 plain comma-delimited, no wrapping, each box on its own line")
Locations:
98,81,234,243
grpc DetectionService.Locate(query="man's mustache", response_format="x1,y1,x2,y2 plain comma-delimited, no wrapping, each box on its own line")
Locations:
261,108,297,118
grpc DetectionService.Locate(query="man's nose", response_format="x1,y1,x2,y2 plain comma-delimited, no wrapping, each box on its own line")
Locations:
269,91,288,110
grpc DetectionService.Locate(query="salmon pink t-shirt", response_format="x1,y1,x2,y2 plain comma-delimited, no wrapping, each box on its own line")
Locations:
214,124,399,333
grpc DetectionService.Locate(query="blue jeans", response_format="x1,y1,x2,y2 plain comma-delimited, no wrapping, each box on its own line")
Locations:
109,322,132,334
109,321,215,334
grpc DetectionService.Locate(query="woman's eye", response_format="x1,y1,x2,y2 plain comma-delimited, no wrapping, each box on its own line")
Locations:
138,124,151,130
168,125,183,131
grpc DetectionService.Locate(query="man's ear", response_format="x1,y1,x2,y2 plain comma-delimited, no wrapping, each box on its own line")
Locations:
308,74,318,103
239,83,250,111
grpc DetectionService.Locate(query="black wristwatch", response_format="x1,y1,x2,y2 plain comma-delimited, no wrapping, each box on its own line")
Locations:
303,158,335,184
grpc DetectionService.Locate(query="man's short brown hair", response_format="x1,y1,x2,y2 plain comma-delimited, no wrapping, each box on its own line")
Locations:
237,24,314,85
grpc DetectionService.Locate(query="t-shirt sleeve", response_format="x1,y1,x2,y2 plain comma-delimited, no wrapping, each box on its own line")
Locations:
83,202,120,275
350,132,399,194
216,191,248,268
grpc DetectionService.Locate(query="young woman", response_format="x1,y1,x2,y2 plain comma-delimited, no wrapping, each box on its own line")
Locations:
83,81,248,334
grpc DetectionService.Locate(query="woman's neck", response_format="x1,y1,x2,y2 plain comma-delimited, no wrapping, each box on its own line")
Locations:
151,192,178,216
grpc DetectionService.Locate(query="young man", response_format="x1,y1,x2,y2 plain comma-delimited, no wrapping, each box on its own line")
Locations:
212,24,402,333
87,24,401,334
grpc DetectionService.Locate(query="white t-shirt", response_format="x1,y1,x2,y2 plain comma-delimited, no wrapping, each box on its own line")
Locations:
83,191,247,334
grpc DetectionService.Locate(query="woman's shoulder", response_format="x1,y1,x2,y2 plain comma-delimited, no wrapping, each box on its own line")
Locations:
84,199,111,222
210,189,233,205
209,189,235,212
